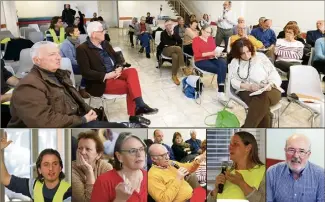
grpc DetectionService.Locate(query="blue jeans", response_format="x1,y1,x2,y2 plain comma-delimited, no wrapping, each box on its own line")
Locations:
195,58,227,85
72,64,86,88
139,33,151,54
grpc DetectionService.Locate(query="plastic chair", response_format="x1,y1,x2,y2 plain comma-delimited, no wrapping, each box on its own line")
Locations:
60,57,76,87
19,27,37,38
4,65,15,75
191,58,215,84
282,65,324,127
28,32,44,43
28,24,40,32
155,31,172,71
226,66,282,127
307,47,315,66
79,34,88,44
16,48,34,78
39,24,49,34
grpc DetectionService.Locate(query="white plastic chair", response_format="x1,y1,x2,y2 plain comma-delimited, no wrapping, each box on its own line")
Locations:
28,32,44,43
39,24,49,34
4,65,15,75
226,66,282,127
227,36,232,54
60,57,76,87
308,47,315,66
28,24,40,32
19,27,37,38
191,58,215,84
282,65,324,127
16,48,34,78
155,31,172,70
79,34,88,44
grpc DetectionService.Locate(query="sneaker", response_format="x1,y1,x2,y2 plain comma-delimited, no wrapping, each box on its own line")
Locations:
79,88,90,99
172,75,180,85
217,92,229,105
139,47,144,53
146,53,151,58
123,62,131,68
131,44,134,48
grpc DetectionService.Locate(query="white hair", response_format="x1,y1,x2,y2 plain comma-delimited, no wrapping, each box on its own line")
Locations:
87,21,103,37
30,41,58,64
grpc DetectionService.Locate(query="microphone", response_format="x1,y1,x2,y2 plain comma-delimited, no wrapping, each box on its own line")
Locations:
170,161,180,169
218,161,228,194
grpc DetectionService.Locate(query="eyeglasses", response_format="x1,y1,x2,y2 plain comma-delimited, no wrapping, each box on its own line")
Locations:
151,152,169,159
286,148,310,157
94,30,106,34
120,146,146,156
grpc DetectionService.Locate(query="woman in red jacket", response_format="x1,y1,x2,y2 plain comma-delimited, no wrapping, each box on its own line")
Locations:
91,132,147,202
192,24,228,103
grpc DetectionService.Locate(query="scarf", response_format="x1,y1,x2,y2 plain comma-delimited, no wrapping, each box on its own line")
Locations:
67,36,80,48
176,142,191,150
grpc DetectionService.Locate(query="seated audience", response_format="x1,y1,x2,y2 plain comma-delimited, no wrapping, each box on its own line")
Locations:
313,37,325,78
274,24,304,78
146,12,154,25
72,130,113,202
198,14,211,30
230,23,263,51
159,20,191,85
76,22,158,126
183,20,199,56
208,131,265,201
233,17,250,35
129,17,138,48
187,14,197,26
60,26,88,98
1,134,72,201
185,130,202,155
135,16,152,58
46,16,66,44
252,17,266,30
195,139,207,186
267,134,324,201
174,17,188,39
91,12,97,22
172,132,192,162
306,20,325,47
102,129,119,156
229,39,282,128
192,24,228,103
91,133,147,202
75,8,86,34
251,19,276,61
148,143,206,202
277,21,305,44
62,4,76,26
1,59,19,127
8,41,125,128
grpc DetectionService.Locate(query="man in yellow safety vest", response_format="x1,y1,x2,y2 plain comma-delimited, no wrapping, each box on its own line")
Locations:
46,16,66,44
0,132,71,202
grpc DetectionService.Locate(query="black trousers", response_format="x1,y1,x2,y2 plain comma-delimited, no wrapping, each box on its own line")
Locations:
1,104,11,127
313,60,325,74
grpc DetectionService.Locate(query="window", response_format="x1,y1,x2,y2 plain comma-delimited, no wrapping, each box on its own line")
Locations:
207,129,265,182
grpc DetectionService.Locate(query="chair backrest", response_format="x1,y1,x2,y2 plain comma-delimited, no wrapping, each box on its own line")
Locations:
308,47,315,66
226,65,249,108
28,24,40,32
4,65,15,75
227,36,232,54
19,27,37,38
60,57,76,87
0,30,14,41
16,48,34,75
79,34,88,44
155,31,162,45
288,65,324,100
28,32,44,43
39,24,49,34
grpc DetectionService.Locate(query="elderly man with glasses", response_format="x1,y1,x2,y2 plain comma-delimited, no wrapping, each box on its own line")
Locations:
266,134,324,202
148,143,206,202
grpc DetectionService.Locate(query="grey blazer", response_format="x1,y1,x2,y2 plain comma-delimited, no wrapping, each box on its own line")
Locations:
134,23,152,35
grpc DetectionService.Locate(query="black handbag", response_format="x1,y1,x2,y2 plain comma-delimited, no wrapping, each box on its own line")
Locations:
93,106,108,121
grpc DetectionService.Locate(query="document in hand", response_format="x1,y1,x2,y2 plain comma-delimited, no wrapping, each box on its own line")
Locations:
249,84,272,96
215,46,224,54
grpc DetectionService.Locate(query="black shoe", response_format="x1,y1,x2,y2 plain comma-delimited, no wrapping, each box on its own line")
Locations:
146,53,151,58
131,44,134,48
139,47,144,53
135,106,158,116
123,62,131,68
323,76,325,82
129,115,151,125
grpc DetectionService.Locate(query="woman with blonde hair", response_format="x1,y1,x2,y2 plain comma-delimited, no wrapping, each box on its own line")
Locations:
72,130,113,202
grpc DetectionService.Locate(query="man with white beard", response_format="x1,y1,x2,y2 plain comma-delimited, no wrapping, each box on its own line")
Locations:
266,134,324,202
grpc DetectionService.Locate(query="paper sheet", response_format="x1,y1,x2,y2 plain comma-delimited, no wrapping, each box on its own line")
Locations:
249,84,271,96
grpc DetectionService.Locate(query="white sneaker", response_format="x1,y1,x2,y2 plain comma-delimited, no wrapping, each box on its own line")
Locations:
217,92,229,105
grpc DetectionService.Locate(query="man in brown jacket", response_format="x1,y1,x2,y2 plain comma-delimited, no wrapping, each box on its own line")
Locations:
7,41,126,128
76,21,158,125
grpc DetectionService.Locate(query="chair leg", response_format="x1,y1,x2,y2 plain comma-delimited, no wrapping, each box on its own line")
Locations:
277,109,280,128
211,75,215,84
101,98,110,121
281,101,292,115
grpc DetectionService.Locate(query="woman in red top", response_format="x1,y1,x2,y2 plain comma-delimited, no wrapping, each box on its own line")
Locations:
90,133,147,202
192,24,228,102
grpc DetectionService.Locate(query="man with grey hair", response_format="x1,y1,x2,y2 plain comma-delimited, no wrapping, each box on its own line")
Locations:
267,134,324,201
233,17,250,35
252,17,266,29
76,21,158,126
7,41,125,128
185,130,202,154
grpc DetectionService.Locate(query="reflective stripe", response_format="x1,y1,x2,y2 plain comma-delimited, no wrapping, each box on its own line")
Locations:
33,180,71,202
49,28,65,44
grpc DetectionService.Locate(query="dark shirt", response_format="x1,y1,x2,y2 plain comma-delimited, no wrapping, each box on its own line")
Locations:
62,8,76,25
251,27,276,48
306,30,325,47
6,175,71,202
185,138,202,154
277,31,306,44
45,29,67,43
160,30,183,47
146,16,153,24
1,59,12,95
172,144,191,162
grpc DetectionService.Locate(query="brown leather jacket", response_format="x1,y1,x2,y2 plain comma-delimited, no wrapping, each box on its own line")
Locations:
8,66,92,128
76,38,124,97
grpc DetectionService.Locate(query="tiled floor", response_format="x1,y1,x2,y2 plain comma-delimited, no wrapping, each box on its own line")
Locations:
5,28,324,127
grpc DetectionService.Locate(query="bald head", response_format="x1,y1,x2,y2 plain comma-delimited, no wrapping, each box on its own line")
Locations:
149,143,167,156
316,20,325,32
285,134,311,150
238,17,245,24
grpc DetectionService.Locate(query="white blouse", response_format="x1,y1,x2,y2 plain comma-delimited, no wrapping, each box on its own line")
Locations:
229,52,282,92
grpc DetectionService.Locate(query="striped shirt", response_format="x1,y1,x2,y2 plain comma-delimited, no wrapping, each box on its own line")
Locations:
275,38,304,62
267,161,325,202
195,161,206,185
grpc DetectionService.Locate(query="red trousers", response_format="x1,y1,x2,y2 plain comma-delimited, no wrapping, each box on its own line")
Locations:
104,68,142,116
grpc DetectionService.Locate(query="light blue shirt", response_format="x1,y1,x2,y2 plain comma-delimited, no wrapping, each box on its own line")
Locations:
267,161,324,202
103,132,119,156
313,37,325,62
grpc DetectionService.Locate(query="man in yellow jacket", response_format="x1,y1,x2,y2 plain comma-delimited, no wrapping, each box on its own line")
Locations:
46,16,66,44
148,143,206,202
0,132,71,202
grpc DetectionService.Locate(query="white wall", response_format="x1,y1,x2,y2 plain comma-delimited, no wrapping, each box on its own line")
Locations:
15,1,98,18
147,129,206,147
98,1,118,27
1,1,6,24
267,129,325,168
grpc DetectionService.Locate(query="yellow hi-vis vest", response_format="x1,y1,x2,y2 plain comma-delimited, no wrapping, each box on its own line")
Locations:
49,28,65,44
34,180,70,202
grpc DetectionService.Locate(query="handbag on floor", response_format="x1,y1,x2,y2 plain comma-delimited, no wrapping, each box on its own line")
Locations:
182,75,204,104
205,105,240,128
